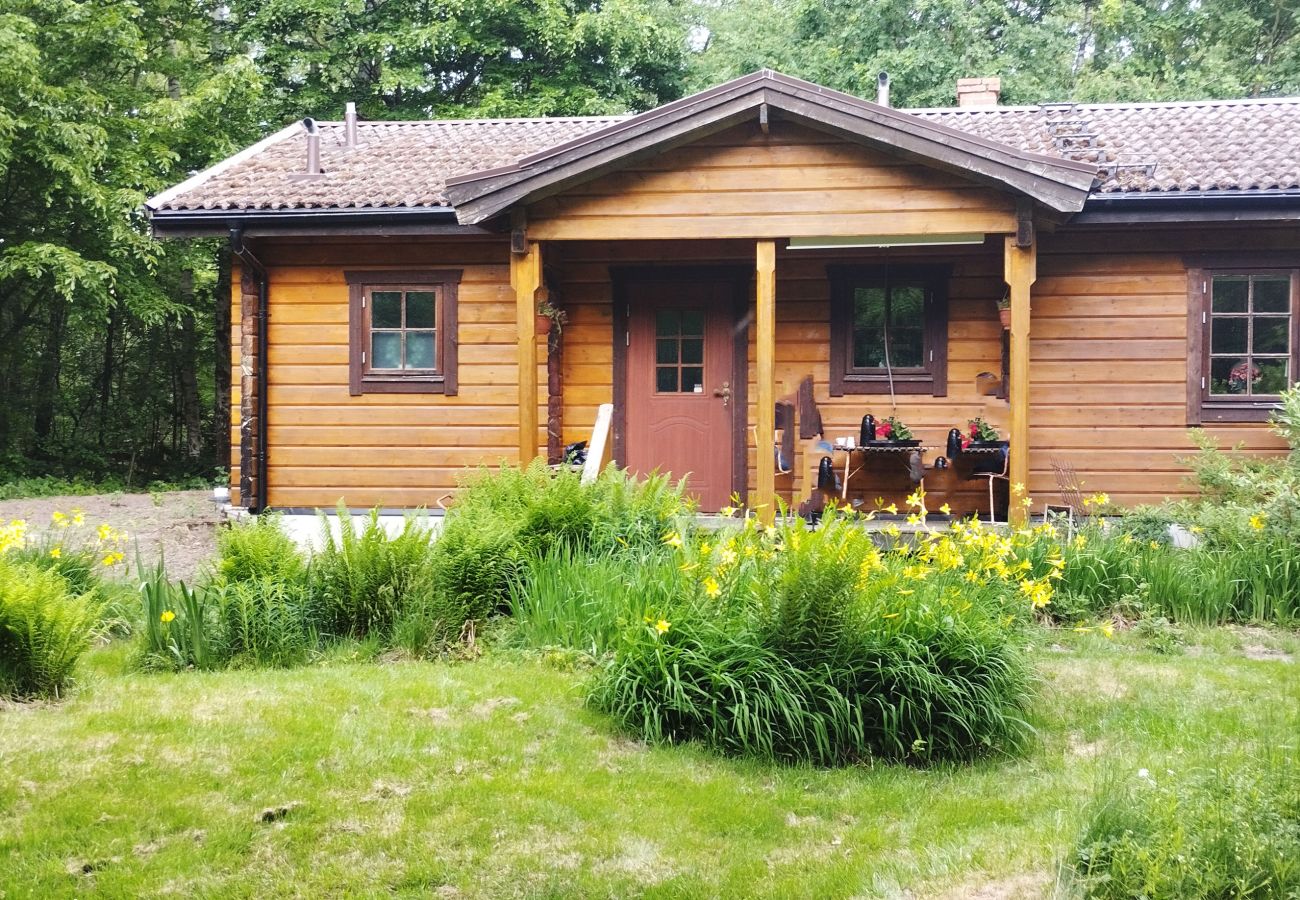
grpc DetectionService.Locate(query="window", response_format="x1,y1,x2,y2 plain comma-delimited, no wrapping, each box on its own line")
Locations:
828,265,949,396
1188,264,1298,423
347,270,461,395
654,309,706,393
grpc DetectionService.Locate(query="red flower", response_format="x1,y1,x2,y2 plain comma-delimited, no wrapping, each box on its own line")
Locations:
969,422,979,438
961,437,971,449
878,421,893,437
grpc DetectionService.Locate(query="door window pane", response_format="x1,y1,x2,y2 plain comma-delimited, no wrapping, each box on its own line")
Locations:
656,339,678,364
656,367,678,392
681,367,704,393
680,310,705,336
653,308,707,393
656,310,679,337
680,338,703,365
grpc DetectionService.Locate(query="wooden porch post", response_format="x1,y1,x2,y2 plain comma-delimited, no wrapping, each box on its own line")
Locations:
1004,234,1036,526
756,240,777,523
512,239,542,466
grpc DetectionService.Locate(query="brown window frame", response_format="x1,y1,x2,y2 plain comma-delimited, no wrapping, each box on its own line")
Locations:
346,269,461,395
827,264,949,397
1186,258,1299,424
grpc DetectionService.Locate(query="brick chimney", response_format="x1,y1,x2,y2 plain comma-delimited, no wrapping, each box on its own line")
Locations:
957,77,1001,107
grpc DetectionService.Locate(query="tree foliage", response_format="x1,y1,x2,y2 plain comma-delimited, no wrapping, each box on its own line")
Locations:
1,0,1298,486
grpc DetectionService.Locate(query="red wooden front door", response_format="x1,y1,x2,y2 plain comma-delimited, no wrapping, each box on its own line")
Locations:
625,280,735,511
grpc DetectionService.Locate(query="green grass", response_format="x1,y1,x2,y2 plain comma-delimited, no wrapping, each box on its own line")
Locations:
0,627,1296,898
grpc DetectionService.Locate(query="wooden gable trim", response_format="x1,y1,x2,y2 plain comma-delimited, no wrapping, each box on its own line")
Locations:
444,71,1095,225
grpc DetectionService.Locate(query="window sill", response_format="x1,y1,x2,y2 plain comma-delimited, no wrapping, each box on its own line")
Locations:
1196,401,1280,424
350,375,450,396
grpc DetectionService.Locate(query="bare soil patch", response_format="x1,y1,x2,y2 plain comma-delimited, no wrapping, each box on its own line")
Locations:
0,490,223,582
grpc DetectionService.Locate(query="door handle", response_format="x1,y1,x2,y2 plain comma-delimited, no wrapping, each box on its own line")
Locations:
712,381,731,407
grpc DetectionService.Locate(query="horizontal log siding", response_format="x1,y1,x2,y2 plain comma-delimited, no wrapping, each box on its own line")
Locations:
1030,229,1294,506
528,120,1016,241
229,267,242,505
228,237,547,510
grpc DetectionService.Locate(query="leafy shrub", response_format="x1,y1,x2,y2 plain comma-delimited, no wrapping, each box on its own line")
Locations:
310,507,434,637
214,515,305,586
137,558,217,670
589,512,1036,765
430,463,690,646
0,557,101,698
1130,616,1184,654
1070,754,1300,899
213,578,317,668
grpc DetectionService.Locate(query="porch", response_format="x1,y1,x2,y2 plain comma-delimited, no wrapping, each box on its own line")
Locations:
514,234,1035,523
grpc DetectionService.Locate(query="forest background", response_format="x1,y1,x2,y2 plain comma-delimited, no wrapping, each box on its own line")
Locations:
2,0,1296,488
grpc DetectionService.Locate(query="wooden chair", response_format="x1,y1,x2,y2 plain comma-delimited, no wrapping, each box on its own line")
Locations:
967,444,1010,523
751,426,793,476
1043,456,1085,536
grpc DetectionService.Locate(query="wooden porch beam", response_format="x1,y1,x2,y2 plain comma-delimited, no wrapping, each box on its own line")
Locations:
1004,234,1036,526
755,240,777,523
512,239,542,466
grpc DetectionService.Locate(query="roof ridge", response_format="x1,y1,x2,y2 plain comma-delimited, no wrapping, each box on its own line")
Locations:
910,95,1300,114
311,115,632,127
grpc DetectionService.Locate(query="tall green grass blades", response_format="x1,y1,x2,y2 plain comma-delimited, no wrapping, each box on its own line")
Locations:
0,558,101,698
137,557,216,670
508,544,677,655
214,579,316,668
311,506,434,637
1070,749,1300,899
215,514,305,585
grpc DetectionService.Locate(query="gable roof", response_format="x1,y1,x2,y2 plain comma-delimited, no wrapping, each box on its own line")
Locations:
146,71,1300,229
441,71,1097,222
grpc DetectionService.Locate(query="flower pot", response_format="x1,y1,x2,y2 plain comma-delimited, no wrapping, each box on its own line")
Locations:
998,307,1011,329
535,314,552,336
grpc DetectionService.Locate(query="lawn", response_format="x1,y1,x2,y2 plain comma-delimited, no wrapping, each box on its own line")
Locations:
2,627,1296,899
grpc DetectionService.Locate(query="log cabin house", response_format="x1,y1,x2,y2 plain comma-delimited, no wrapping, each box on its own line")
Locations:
146,71,1300,523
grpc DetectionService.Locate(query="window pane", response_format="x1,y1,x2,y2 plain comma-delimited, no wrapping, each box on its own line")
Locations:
1210,357,1258,395
853,331,885,369
680,338,703,365
656,338,678,364
406,331,436,369
1211,277,1248,313
681,367,704,393
406,291,436,328
655,310,679,337
372,291,402,328
656,366,678,392
1257,358,1290,394
371,331,401,369
680,310,705,336
1211,316,1248,354
888,326,924,367
890,285,926,324
1254,277,1290,313
1254,317,1290,355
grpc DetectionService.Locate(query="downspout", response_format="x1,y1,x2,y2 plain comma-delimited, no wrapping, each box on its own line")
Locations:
230,227,269,513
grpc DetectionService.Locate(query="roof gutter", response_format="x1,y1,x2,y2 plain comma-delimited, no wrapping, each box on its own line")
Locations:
148,205,467,238
1074,189,1300,224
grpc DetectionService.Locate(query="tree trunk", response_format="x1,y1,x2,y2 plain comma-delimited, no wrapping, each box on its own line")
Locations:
32,301,66,449
98,303,119,447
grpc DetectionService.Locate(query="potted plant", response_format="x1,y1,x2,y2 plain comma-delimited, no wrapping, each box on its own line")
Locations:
877,415,919,446
995,292,1011,330
966,416,1006,449
536,298,566,336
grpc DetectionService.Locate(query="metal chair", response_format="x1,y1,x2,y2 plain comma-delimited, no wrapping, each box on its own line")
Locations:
1043,456,1086,538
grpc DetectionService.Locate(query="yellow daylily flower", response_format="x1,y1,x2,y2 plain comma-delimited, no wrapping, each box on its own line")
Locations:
654,619,671,635
662,531,684,548
160,610,176,623
71,508,85,526
49,546,62,559
703,576,721,598
938,503,951,516
1249,514,1266,531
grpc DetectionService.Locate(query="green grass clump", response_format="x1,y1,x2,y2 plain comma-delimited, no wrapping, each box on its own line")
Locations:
588,513,1035,765
213,578,317,668
0,557,101,698
310,507,434,638
1070,750,1300,898
137,558,218,671
214,514,306,586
